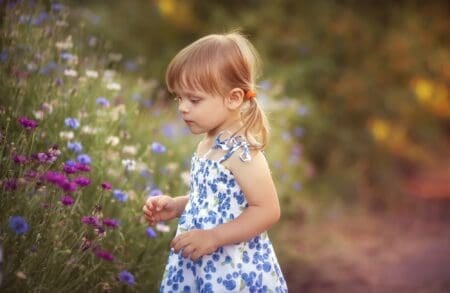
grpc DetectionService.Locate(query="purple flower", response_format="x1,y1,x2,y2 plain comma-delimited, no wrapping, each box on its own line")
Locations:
59,180,78,192
9,216,29,235
12,154,28,164
18,117,38,130
146,227,157,238
118,270,135,286
77,154,91,165
82,216,99,226
60,195,75,206
102,218,120,229
63,164,77,174
75,163,91,172
96,97,110,107
35,152,48,163
74,176,91,187
151,142,166,153
3,179,17,191
64,117,80,129
101,182,112,190
42,171,66,184
95,249,115,262
24,170,37,179
67,141,83,153
112,189,128,202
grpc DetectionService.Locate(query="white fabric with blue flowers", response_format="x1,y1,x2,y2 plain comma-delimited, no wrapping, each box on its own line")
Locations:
160,133,288,292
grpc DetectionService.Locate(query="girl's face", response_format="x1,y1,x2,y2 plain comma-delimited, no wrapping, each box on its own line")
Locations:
175,89,233,137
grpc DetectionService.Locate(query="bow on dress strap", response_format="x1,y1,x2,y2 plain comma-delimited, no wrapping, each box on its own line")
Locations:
213,132,252,162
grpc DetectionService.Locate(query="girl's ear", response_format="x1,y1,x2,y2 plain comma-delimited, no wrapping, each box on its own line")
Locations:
226,88,244,110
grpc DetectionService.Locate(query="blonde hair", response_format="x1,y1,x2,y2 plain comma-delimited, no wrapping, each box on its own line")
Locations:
166,31,270,150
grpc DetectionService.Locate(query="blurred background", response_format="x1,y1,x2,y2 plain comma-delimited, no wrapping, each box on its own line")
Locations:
1,0,450,291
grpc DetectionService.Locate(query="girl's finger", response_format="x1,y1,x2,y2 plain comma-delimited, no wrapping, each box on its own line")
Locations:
181,244,196,258
155,198,168,212
190,250,202,261
171,233,190,252
143,206,152,216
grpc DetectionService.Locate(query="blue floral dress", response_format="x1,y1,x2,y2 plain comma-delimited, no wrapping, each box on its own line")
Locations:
160,133,288,292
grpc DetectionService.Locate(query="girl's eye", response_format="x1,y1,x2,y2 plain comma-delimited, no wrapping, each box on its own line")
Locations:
190,99,200,104
173,96,181,103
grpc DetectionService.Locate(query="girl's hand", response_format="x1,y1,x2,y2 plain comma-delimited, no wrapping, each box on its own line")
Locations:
171,229,219,260
143,195,179,226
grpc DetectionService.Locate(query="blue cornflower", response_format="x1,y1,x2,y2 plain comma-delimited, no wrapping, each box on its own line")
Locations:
60,52,75,62
161,123,176,139
118,270,135,286
77,154,91,165
148,188,162,197
297,105,308,116
51,3,64,12
32,12,49,26
259,80,272,91
124,60,138,72
132,93,142,101
9,216,29,235
0,51,8,63
293,127,304,138
113,189,128,202
64,117,80,129
96,97,110,107
39,61,57,75
151,142,166,153
146,227,157,238
67,141,83,153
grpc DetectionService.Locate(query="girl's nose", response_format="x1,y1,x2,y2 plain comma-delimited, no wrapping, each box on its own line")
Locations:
178,99,189,113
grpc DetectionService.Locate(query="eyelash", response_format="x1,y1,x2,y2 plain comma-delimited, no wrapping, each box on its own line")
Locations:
174,96,200,104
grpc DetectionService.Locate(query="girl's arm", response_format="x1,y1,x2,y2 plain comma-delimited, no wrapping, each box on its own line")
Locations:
211,150,281,246
173,195,189,217
171,151,281,259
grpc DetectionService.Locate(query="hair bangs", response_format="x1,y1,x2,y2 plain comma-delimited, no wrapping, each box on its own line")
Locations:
166,36,228,97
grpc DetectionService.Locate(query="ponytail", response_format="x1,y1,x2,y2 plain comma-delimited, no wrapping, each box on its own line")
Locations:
240,97,270,151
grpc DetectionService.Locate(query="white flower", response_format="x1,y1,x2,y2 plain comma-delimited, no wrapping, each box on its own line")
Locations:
85,70,99,78
81,125,98,134
122,159,136,171
106,82,121,91
55,36,72,49
106,136,120,146
180,171,190,186
59,131,74,140
108,53,122,62
33,110,44,120
156,223,171,233
103,70,116,82
122,145,138,155
64,69,78,77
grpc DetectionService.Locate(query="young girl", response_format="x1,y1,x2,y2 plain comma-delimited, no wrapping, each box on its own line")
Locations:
143,32,287,292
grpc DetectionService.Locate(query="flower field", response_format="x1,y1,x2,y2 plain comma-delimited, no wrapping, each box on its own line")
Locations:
0,2,306,291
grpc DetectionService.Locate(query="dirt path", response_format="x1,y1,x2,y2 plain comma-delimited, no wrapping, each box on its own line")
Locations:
278,206,450,292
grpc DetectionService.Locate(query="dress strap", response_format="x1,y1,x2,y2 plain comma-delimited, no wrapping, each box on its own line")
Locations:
213,132,251,163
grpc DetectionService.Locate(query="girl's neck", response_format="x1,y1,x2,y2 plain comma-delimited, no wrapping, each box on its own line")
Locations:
206,118,243,140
